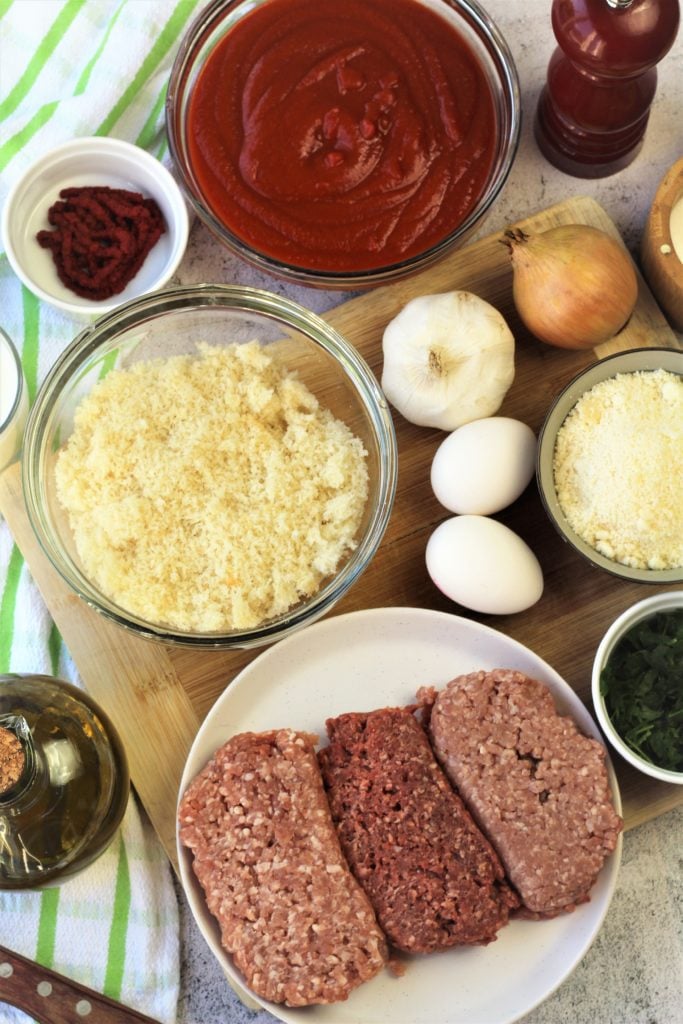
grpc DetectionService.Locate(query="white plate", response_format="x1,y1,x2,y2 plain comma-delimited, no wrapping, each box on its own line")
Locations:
177,607,623,1024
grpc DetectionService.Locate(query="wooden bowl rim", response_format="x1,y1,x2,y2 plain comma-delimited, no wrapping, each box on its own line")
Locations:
645,156,683,286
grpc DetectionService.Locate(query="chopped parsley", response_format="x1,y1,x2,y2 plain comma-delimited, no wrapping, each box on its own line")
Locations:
600,607,683,773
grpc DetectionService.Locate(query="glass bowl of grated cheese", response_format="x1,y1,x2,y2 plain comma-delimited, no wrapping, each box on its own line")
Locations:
537,347,683,585
22,285,397,648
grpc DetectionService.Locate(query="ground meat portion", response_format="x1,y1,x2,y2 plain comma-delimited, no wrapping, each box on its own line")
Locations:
318,707,518,953
423,670,623,917
178,729,387,1006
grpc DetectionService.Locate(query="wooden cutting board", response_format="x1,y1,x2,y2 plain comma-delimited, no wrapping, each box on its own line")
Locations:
2,195,682,874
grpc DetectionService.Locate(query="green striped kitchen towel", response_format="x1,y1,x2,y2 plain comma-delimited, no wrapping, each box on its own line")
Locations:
0,1,211,1020
0,804,180,1024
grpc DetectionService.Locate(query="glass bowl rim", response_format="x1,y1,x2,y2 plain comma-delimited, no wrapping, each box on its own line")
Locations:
0,326,25,436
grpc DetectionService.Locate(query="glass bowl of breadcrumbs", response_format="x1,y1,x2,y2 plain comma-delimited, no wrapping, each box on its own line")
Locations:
22,285,397,648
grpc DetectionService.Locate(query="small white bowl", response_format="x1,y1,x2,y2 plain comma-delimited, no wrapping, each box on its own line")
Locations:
1,137,189,319
592,591,683,784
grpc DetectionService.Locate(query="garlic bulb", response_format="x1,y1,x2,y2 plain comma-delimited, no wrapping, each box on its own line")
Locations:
381,291,515,430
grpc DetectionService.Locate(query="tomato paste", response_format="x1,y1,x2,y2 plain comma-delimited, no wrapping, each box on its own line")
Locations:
187,0,497,272
36,186,165,300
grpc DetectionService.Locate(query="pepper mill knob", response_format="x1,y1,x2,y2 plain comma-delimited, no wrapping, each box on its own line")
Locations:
534,0,680,178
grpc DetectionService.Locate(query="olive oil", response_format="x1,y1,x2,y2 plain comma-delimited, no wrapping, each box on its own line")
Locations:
0,674,129,889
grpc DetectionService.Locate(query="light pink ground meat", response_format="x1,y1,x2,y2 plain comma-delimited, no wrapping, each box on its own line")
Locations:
421,670,623,916
178,729,387,1006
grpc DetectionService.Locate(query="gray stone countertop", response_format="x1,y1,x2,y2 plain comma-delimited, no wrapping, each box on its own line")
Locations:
174,2,683,1022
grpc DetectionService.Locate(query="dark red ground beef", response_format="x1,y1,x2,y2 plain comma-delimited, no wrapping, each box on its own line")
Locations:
318,706,518,953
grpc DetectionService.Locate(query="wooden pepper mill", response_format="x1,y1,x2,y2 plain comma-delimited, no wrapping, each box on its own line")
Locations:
534,0,680,178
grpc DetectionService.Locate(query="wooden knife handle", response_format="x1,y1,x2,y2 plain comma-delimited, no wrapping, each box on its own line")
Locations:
0,944,162,1024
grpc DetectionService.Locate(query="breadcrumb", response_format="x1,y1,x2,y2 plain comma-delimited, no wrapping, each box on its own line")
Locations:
55,341,369,630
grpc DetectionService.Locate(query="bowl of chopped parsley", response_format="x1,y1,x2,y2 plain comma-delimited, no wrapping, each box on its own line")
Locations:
592,591,683,784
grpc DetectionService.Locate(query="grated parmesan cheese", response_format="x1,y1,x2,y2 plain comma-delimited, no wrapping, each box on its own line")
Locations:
553,368,683,570
55,341,369,631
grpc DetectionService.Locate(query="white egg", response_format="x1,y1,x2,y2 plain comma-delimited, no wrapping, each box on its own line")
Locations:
426,515,544,615
430,417,536,515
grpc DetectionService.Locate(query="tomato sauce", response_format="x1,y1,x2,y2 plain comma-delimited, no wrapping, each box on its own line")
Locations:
187,0,497,272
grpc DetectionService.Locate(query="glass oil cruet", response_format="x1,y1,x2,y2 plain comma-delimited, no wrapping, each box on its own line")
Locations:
534,0,680,178
0,674,129,889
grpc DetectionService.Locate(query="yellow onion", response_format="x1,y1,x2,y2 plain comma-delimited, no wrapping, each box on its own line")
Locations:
504,225,638,349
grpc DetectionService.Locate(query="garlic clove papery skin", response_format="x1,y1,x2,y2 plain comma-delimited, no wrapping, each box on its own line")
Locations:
381,291,515,431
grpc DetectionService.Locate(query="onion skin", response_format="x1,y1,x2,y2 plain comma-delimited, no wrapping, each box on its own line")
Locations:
504,225,638,349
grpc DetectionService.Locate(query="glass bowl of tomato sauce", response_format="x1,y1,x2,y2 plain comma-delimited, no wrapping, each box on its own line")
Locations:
166,0,521,289
22,284,397,649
